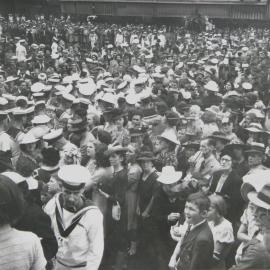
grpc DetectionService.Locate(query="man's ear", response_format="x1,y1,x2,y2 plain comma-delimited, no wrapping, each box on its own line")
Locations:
201,209,208,219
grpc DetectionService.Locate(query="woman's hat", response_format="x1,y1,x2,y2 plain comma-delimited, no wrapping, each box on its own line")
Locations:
245,123,264,133
247,184,270,210
159,129,180,145
157,166,182,185
204,80,219,92
183,141,200,150
137,151,156,161
209,131,230,143
105,145,128,156
4,76,19,83
245,142,265,155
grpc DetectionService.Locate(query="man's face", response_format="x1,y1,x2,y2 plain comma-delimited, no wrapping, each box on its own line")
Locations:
248,153,263,167
184,201,205,225
61,186,84,212
200,140,212,156
139,160,153,172
132,115,141,127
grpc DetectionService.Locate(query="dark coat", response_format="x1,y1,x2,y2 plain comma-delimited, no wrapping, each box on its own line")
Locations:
138,170,160,213
151,187,185,240
209,170,245,224
177,221,214,270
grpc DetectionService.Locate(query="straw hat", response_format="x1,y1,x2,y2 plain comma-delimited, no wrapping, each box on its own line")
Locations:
159,129,180,145
157,166,182,185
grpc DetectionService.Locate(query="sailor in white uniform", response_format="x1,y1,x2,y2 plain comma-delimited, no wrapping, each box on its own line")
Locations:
44,165,104,270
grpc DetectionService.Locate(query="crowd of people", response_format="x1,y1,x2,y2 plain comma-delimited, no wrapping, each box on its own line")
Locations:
1,13,270,270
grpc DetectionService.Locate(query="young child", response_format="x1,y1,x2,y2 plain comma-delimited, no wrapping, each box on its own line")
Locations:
207,194,234,270
235,202,259,263
169,192,214,270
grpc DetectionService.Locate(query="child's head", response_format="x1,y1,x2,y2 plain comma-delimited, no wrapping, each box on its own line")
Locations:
185,192,210,225
207,194,227,221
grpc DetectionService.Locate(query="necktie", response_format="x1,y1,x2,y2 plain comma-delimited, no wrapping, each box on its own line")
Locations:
182,224,192,241
199,160,205,172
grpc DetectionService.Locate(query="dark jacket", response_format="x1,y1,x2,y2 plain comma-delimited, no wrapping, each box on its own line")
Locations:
209,170,245,224
177,221,214,270
151,187,185,240
138,170,160,213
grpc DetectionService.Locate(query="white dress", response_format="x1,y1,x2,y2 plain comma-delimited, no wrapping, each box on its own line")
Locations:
208,218,234,250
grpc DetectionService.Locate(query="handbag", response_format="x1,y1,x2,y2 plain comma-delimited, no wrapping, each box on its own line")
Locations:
112,201,121,221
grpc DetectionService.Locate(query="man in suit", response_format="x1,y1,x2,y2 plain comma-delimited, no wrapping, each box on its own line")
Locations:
190,138,221,185
169,192,214,270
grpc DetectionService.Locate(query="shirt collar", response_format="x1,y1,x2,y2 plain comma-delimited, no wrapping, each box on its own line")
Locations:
191,219,206,231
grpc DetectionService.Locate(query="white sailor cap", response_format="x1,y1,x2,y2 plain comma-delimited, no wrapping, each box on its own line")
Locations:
43,128,63,142
31,82,45,93
62,93,75,103
58,165,91,190
31,115,51,125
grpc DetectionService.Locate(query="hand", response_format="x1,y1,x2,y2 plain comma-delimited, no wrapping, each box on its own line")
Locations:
168,213,180,222
141,211,150,219
128,241,137,256
136,205,140,216
170,225,182,242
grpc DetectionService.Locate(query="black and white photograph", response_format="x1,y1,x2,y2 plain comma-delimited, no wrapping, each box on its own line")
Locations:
0,0,270,269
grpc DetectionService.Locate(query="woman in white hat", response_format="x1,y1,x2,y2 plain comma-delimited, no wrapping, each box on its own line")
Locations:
155,129,179,171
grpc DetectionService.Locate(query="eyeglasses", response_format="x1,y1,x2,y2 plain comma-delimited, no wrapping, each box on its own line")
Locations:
220,158,232,163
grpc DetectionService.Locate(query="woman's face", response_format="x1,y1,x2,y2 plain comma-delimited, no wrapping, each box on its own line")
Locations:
155,138,169,152
25,143,36,153
222,122,233,134
86,142,95,159
126,147,136,162
115,117,124,128
109,153,123,167
225,82,232,91
207,203,219,221
220,154,233,171
87,114,94,127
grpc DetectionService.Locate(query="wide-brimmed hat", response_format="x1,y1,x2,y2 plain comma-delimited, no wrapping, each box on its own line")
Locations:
224,139,247,151
105,145,128,156
241,170,270,202
157,166,182,185
182,141,200,150
209,131,230,143
204,80,219,92
245,142,265,155
248,184,270,210
159,129,180,145
4,76,19,83
137,151,156,161
245,123,264,133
